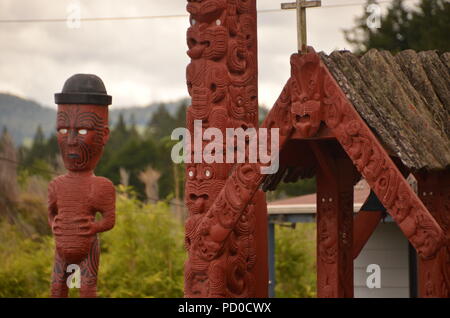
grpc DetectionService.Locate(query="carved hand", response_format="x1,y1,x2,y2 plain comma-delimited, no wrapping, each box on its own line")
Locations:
51,215,63,236
76,216,98,236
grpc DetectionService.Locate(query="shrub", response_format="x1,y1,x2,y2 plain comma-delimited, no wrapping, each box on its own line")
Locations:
0,221,53,297
275,223,317,298
98,195,185,297
0,194,185,298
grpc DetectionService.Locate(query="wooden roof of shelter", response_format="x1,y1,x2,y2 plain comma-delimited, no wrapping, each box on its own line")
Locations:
320,49,450,171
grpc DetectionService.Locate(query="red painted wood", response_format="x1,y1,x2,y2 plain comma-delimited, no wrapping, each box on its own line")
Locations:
312,142,354,298
184,0,267,297
253,190,269,297
416,171,450,297
352,210,383,259
312,47,445,260
184,45,445,298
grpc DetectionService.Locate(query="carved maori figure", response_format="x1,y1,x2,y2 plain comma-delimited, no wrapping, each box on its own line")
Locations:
49,74,115,297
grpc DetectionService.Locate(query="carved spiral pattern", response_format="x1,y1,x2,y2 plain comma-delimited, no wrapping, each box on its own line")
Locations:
184,0,260,298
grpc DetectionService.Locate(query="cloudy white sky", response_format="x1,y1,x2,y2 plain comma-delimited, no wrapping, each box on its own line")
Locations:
0,0,418,109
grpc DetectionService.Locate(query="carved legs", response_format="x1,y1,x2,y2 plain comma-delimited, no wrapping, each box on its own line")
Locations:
79,236,100,298
416,171,450,298
50,236,100,298
51,252,69,298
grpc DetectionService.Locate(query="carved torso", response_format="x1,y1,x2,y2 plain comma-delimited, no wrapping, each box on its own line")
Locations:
49,174,114,264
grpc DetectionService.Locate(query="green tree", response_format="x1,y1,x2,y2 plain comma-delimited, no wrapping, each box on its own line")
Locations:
23,125,46,165
19,126,59,178
98,136,159,200
106,113,129,152
146,104,177,140
268,177,316,201
345,0,450,54
128,113,140,139
174,101,188,129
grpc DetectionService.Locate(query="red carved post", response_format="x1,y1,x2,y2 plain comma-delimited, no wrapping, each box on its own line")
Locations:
416,171,450,297
184,0,267,297
50,74,115,298
313,144,355,298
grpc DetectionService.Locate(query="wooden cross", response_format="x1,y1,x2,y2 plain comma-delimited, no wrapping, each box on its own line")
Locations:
281,0,321,53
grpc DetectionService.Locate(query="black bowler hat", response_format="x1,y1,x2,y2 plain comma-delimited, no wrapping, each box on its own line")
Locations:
54,74,112,106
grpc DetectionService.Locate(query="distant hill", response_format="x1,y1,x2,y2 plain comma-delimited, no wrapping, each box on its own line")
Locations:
0,93,189,145
109,100,188,128
0,94,56,146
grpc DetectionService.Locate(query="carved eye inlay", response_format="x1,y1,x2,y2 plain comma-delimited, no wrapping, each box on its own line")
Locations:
78,129,88,135
188,167,196,179
204,169,211,178
58,128,68,134
216,19,221,26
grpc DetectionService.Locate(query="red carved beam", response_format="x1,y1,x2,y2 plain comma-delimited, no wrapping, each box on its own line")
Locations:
352,210,383,259
415,171,450,297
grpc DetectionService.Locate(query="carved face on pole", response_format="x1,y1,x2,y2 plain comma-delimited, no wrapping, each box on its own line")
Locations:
54,74,111,172
290,52,324,138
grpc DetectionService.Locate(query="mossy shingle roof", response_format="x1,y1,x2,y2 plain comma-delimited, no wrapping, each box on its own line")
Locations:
320,49,450,171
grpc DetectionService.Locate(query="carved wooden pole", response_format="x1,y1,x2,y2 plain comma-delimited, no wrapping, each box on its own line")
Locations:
416,171,450,297
184,0,267,297
312,143,355,297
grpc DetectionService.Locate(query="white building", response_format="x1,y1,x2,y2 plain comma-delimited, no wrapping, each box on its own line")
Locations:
267,180,416,298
